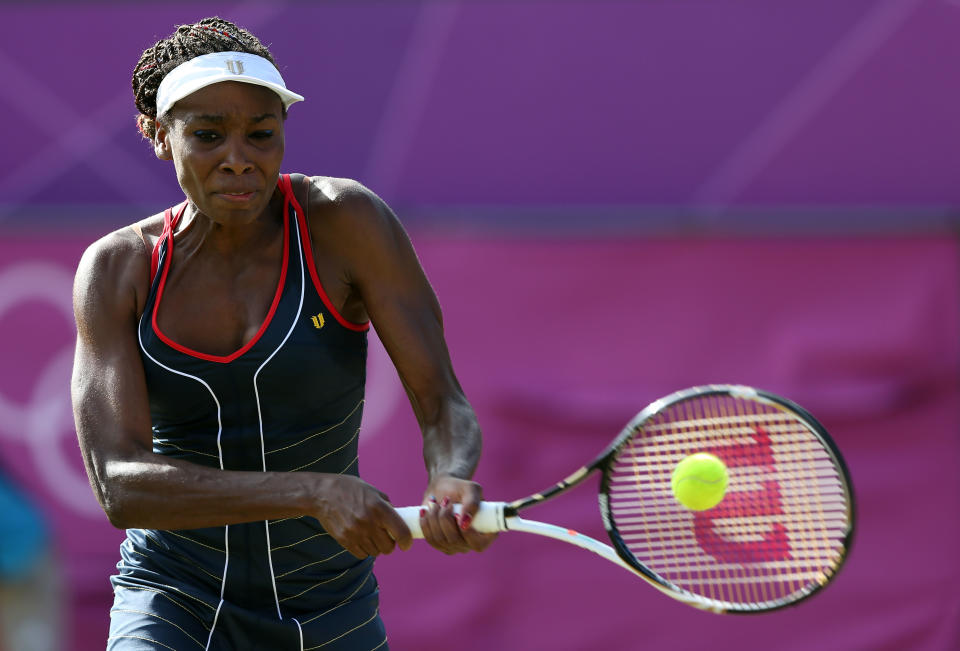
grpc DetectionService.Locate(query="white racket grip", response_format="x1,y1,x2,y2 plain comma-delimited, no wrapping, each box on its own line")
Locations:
395,501,507,538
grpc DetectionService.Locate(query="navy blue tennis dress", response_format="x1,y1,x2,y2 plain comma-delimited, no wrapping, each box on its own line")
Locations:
108,174,388,650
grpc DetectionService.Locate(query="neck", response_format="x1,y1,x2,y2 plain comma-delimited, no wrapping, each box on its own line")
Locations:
180,189,285,258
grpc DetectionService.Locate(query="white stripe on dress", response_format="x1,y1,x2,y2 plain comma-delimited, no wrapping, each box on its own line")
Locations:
252,203,308,621
138,241,230,651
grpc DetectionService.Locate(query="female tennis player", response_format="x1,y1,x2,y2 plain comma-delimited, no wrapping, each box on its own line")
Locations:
70,17,494,650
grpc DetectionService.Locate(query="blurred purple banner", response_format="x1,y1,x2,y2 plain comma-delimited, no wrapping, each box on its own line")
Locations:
1,1,959,228
0,233,957,650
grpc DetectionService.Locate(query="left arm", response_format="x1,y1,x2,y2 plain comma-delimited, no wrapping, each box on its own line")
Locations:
311,177,494,554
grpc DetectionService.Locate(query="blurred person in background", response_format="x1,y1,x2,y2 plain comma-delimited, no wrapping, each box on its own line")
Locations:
0,467,63,651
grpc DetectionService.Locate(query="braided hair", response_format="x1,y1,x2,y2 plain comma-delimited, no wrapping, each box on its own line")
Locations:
132,17,280,140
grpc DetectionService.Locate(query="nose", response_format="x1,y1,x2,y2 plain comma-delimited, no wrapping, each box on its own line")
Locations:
219,137,254,175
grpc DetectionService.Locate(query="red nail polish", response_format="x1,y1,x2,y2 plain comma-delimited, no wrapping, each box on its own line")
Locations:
419,508,426,518
460,513,472,531
441,497,450,507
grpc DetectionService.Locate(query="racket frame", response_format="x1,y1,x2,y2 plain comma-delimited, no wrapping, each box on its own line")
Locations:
595,385,856,613
399,384,856,614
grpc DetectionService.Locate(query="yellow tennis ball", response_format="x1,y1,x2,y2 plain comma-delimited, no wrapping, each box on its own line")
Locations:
671,453,729,511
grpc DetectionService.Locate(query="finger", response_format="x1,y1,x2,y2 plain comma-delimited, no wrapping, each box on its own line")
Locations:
374,506,413,554
422,499,460,554
436,498,470,553
455,494,481,532
435,497,458,539
370,528,399,556
419,501,441,545
462,529,497,552
345,543,369,560
384,510,413,552
456,509,474,533
358,539,381,559
458,484,483,514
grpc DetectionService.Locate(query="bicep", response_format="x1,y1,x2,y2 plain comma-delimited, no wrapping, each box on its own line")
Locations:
343,194,460,411
71,239,154,500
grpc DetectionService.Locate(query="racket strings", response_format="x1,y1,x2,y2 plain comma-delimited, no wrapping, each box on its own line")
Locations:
606,394,850,610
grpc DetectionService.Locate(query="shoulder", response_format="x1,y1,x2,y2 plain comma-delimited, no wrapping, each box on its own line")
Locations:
74,213,164,319
77,213,162,278
300,175,407,245
307,176,389,211
306,175,373,202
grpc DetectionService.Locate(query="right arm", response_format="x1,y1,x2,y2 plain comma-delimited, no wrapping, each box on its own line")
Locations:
70,229,410,558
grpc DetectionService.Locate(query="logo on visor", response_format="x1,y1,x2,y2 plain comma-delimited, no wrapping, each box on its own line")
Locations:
225,60,245,75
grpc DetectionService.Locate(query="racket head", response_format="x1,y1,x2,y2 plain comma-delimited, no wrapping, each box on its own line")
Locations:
597,385,855,613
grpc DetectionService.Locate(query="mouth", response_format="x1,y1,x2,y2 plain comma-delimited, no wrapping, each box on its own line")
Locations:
215,190,257,203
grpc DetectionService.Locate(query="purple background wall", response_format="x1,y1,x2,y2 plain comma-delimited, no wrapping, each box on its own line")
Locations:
2,0,960,224
1,2,958,650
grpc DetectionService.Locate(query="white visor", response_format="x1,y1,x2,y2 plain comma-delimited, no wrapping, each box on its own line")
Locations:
155,51,304,117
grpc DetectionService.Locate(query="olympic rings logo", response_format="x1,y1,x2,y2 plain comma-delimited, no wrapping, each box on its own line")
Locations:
0,260,99,516
0,259,402,518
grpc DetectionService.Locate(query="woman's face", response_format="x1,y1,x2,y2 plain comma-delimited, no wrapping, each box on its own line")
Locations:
154,81,285,225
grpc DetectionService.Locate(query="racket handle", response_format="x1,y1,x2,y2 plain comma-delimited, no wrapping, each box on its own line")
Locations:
395,501,507,538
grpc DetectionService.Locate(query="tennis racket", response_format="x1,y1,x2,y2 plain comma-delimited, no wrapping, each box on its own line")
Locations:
395,384,855,614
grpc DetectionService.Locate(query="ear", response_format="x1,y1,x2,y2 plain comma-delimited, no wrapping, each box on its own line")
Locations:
154,123,172,161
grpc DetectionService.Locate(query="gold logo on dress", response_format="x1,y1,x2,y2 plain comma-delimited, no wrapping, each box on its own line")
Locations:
310,313,325,329
225,60,245,75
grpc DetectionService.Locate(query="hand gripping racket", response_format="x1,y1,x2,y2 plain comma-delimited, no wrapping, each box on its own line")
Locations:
396,385,855,614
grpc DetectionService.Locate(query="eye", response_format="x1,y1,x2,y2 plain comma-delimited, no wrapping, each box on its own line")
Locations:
250,130,274,140
193,130,220,143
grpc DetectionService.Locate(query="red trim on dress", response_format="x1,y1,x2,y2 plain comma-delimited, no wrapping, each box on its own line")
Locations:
150,193,292,363
151,202,188,285
281,174,370,333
